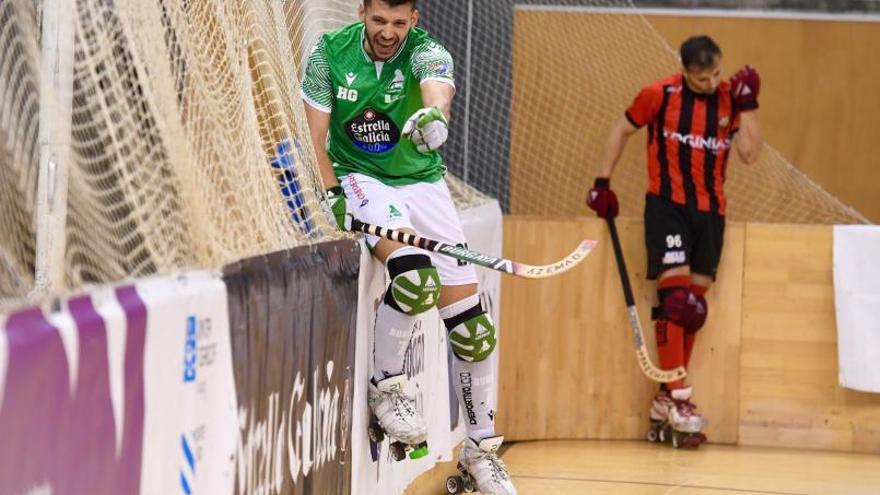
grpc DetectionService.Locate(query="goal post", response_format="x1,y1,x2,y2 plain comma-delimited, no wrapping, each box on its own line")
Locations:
34,0,76,295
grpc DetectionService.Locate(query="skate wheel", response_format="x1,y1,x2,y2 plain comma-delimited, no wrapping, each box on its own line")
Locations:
390,442,406,461
462,476,475,493
671,432,681,449
445,475,463,494
646,428,660,443
367,425,385,443
409,444,429,460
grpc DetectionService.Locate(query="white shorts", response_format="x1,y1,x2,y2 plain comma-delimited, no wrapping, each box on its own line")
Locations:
341,172,478,286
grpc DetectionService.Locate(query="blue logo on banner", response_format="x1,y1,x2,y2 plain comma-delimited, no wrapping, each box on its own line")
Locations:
181,433,196,494
183,316,197,383
271,138,316,236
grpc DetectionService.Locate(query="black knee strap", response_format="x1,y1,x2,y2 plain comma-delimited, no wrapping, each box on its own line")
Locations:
384,253,435,311
386,253,433,278
442,301,485,331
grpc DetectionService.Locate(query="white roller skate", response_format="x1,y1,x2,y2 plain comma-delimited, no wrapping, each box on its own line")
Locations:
367,374,429,461
646,386,707,448
445,436,517,495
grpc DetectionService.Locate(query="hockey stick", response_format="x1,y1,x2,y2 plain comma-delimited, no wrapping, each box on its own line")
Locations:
349,219,596,279
605,217,686,383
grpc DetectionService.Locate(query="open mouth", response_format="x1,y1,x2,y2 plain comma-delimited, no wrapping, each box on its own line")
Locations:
374,37,398,56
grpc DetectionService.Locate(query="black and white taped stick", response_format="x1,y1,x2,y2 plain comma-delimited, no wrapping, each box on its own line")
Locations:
349,219,596,279
606,217,687,383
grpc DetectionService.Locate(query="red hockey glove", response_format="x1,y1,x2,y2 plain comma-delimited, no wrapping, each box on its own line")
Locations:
586,177,619,220
730,65,760,111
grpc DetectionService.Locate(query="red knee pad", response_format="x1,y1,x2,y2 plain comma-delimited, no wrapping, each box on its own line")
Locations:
659,288,707,334
686,293,708,333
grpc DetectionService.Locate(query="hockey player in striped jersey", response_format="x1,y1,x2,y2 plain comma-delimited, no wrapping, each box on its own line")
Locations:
587,35,763,448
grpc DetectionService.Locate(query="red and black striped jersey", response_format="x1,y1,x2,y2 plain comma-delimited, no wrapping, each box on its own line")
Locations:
626,74,740,215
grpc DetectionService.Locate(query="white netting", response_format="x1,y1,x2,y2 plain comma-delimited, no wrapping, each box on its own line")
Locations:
418,0,869,224
63,0,345,289
0,0,41,301
0,0,493,304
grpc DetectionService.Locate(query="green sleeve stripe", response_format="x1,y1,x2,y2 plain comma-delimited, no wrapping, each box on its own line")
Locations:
301,38,333,108
411,40,454,83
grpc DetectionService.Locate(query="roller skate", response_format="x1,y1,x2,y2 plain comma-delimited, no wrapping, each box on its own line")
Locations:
646,386,707,448
445,436,517,494
367,374,429,461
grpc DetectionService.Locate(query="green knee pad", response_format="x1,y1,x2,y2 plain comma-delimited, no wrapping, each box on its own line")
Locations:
447,312,497,362
385,255,441,315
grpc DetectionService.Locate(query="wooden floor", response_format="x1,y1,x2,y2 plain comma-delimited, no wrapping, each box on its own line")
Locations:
502,441,880,495
409,440,880,495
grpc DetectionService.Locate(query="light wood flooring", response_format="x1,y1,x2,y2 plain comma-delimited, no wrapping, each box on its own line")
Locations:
409,440,880,495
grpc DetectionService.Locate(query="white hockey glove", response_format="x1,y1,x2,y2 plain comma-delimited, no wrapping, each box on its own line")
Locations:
402,106,448,153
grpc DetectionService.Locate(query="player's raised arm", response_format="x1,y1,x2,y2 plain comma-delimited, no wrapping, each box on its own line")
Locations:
730,65,763,164
403,40,455,153
420,80,454,121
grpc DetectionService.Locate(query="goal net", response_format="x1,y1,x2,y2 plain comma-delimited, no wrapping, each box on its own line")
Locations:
0,0,490,304
417,0,869,224
0,0,41,301
5,0,862,304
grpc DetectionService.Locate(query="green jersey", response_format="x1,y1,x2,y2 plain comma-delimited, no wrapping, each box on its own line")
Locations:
301,23,455,185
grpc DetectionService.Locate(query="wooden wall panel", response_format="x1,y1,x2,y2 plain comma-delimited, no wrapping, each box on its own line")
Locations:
497,216,743,444
739,224,880,453
509,11,880,222
647,15,880,223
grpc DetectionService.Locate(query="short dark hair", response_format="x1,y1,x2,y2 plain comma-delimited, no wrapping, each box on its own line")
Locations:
363,0,417,9
680,36,721,71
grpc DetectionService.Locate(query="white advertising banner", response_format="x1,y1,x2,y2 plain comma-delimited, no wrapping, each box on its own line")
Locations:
833,225,880,393
351,199,504,495
351,246,455,495
137,271,239,495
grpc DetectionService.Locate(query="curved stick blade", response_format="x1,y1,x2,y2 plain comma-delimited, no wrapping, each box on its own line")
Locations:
511,239,597,279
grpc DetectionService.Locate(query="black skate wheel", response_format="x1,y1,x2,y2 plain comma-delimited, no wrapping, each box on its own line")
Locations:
390,442,406,461
462,475,475,493
367,425,385,443
445,475,462,494
646,428,660,443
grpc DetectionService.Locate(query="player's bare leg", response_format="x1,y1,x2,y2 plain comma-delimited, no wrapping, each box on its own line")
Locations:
648,266,709,448
440,285,516,495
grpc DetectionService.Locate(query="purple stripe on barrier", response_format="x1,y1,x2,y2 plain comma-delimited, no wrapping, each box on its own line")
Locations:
116,285,147,493
65,295,120,494
0,307,70,493
0,286,147,495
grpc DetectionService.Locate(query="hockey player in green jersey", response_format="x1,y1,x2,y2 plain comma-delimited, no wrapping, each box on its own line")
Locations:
301,1,516,493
